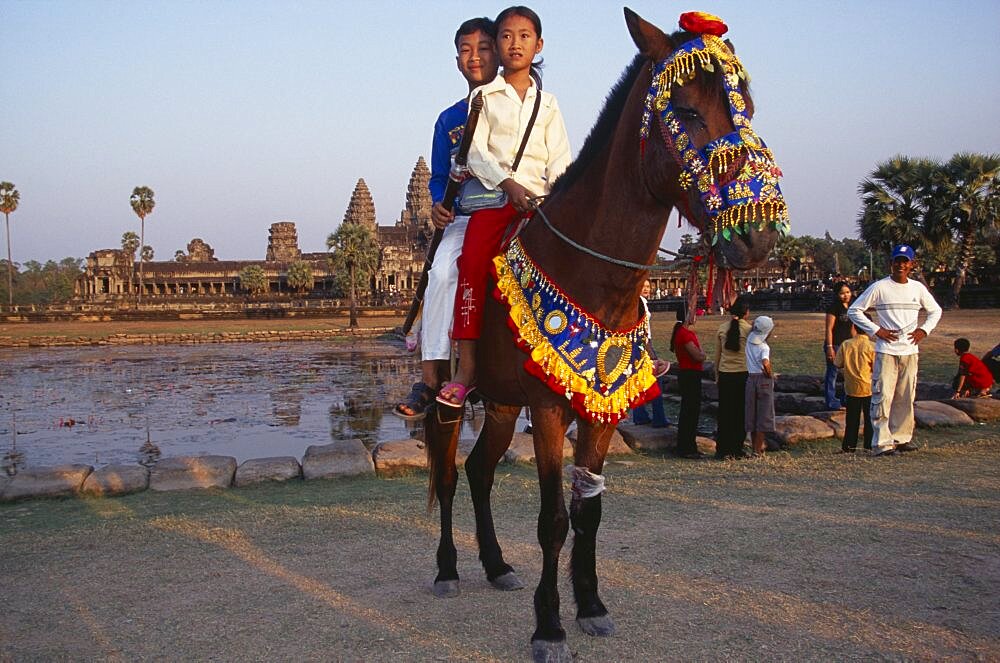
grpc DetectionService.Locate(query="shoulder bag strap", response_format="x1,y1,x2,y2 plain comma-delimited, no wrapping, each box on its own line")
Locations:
510,86,543,173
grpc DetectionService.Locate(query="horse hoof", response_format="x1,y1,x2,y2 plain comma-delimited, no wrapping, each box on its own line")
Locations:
432,580,460,598
531,640,573,663
577,614,616,637
489,572,525,591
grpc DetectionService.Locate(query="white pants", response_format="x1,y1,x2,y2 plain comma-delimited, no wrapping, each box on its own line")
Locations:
871,352,918,450
421,216,469,361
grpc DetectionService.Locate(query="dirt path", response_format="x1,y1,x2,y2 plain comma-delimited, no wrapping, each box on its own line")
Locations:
2,425,999,661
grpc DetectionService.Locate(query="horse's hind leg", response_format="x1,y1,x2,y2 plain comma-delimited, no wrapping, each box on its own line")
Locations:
528,404,574,663
465,402,523,590
424,402,463,598
570,423,615,636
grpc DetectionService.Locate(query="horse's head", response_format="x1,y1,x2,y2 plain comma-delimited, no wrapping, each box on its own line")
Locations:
626,9,789,270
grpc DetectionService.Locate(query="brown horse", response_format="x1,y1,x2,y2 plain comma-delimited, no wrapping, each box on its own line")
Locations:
424,9,787,662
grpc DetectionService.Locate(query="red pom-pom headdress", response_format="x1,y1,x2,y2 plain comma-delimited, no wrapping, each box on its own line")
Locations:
678,11,728,37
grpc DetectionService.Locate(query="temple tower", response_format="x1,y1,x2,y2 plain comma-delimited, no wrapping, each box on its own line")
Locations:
186,238,217,262
343,178,377,230
398,157,433,241
266,222,301,262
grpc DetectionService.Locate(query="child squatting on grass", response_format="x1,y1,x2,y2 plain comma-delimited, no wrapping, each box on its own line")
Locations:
952,337,995,399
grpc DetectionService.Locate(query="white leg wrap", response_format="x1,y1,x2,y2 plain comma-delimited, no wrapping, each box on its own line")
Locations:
567,465,606,499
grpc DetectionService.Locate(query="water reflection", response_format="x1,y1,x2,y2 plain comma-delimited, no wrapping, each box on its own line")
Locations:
271,389,303,426
138,428,161,467
0,340,429,468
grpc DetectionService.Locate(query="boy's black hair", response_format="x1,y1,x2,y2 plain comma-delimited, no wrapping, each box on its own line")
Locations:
454,17,496,50
853,322,867,335
955,338,971,353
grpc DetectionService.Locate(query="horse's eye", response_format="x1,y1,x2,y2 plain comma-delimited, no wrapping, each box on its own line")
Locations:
674,106,701,121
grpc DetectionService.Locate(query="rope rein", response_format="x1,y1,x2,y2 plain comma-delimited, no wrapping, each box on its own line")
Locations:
527,197,683,271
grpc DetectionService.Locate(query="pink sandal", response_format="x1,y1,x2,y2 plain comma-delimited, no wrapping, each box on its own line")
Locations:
436,382,475,408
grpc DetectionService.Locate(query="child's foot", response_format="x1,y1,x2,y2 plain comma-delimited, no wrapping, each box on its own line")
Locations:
393,382,435,421
436,382,475,408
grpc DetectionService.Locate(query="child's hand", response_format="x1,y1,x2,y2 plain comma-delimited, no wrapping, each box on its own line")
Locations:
431,202,454,229
500,178,534,213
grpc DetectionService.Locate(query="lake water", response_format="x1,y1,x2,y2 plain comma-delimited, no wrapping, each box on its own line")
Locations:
0,340,491,474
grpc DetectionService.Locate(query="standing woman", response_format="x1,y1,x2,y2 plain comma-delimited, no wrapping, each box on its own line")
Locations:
824,282,856,410
714,297,751,459
671,304,707,459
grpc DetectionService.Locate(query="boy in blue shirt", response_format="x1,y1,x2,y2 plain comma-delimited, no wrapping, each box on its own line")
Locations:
395,18,499,420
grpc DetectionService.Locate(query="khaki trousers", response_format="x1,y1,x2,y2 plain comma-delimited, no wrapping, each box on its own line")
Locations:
871,353,918,450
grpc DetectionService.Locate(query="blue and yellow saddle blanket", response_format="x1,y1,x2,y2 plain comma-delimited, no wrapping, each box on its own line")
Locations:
492,237,660,424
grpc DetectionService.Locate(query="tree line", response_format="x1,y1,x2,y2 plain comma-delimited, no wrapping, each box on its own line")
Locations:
4,152,996,313
858,152,999,304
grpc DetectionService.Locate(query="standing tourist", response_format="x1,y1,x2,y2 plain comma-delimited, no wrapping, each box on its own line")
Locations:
714,296,751,459
394,18,499,420
670,304,707,459
745,316,776,456
438,5,572,406
848,244,942,456
632,279,671,427
834,322,875,452
823,281,856,409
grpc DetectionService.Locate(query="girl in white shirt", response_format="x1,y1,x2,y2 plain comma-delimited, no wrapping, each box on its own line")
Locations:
438,5,571,407
745,316,776,455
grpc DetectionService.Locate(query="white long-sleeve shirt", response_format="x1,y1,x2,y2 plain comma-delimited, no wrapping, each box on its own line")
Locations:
466,75,572,197
847,277,942,356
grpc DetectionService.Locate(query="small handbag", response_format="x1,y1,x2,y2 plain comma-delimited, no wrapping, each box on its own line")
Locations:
456,85,543,216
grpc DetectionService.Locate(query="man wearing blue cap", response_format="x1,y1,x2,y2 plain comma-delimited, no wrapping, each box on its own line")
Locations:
848,244,942,456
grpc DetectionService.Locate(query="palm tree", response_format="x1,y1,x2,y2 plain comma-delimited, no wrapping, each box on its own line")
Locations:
129,186,155,303
239,265,268,295
287,260,315,294
140,245,154,262
926,152,1000,306
774,235,803,280
121,231,139,297
857,157,944,257
327,222,380,327
1,182,20,308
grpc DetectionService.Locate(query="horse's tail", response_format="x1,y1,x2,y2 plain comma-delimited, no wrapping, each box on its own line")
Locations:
424,402,461,512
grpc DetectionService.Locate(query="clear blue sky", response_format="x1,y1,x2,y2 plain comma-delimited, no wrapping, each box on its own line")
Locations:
2,0,999,263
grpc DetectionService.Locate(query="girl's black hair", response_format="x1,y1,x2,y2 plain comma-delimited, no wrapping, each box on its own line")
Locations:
669,303,687,353
495,6,544,82
832,281,850,296
725,296,750,352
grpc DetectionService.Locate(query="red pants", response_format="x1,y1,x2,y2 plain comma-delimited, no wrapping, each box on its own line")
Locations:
452,203,521,340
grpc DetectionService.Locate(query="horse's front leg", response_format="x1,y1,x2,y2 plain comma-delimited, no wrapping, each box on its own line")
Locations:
569,422,615,637
465,402,523,590
529,404,574,663
424,402,462,598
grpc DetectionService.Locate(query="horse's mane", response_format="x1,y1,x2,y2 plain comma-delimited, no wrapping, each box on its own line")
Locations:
549,54,645,194
550,30,748,196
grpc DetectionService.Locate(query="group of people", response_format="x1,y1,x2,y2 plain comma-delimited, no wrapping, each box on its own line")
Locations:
638,243,997,459
394,7,570,420
632,287,779,460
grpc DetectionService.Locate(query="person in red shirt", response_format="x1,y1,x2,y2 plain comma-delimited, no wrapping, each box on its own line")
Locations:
952,338,995,398
670,304,707,459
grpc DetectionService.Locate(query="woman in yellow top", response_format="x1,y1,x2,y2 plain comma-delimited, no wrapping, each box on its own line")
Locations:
714,297,752,459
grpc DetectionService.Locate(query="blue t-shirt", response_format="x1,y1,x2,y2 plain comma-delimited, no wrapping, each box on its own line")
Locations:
429,98,468,204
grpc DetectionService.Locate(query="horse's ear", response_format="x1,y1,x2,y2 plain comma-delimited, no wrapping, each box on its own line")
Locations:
725,39,736,54
624,7,674,60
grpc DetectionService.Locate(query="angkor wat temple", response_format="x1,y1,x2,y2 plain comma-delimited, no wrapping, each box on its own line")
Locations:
75,158,434,304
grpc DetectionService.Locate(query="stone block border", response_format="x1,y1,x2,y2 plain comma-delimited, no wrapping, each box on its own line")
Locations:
2,393,995,504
